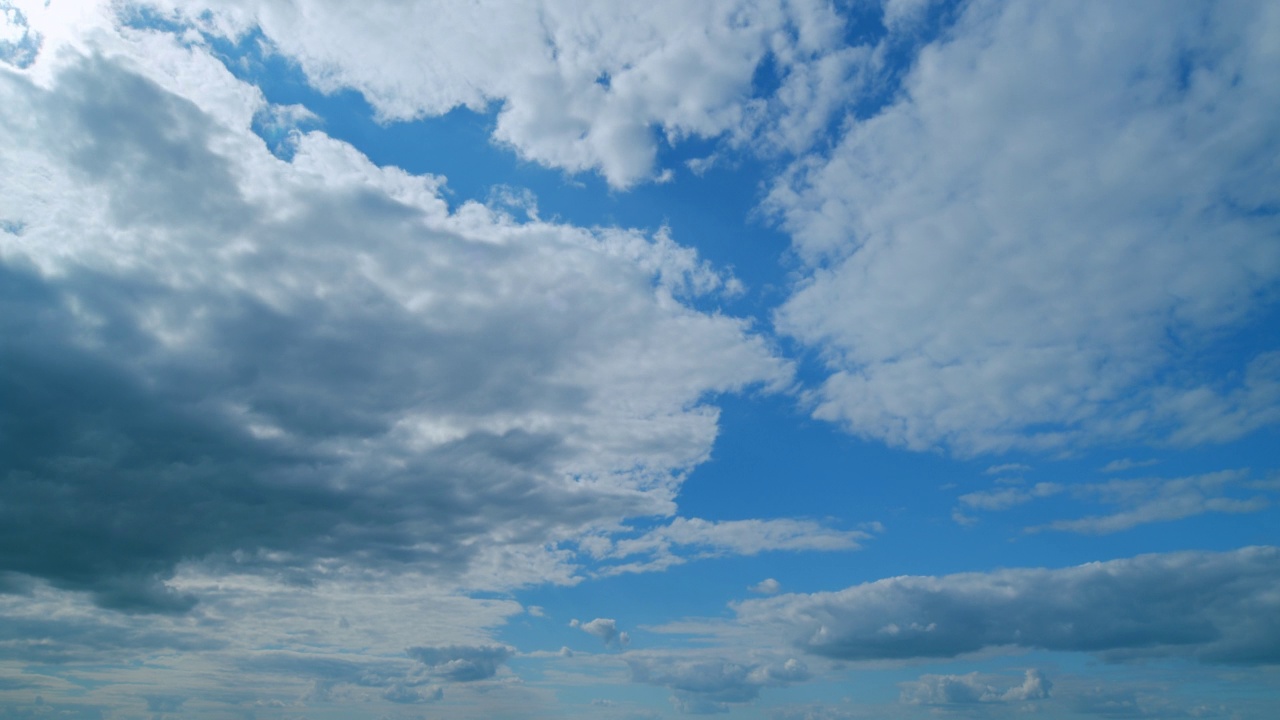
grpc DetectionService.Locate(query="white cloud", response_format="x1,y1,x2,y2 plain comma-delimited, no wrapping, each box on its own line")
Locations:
956,468,1274,534
900,668,1051,706
571,618,630,648
750,578,782,595
734,546,1280,664
124,0,863,188
958,482,1063,512
769,0,1280,454
1028,469,1272,535
590,517,868,575
628,655,810,714
1100,458,1159,473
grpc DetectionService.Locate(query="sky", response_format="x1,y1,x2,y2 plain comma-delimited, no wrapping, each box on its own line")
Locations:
0,0,1278,718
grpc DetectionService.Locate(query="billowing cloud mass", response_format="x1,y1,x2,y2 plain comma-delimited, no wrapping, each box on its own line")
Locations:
735,547,1280,665
770,0,1280,454
0,39,792,609
0,1,1277,718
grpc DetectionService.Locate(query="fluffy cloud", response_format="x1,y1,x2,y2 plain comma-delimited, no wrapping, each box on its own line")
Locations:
571,618,630,648
750,578,782,595
770,0,1280,454
114,0,866,187
0,33,791,612
734,546,1280,664
628,655,810,714
900,669,1051,706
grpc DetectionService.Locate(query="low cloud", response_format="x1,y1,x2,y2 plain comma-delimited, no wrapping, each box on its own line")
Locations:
900,669,1051,706
406,645,513,682
734,546,1280,664
571,618,630,648
628,655,810,714
750,578,782,595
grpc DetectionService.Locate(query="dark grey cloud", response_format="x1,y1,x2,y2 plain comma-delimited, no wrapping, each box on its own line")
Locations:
0,51,784,612
735,547,1280,665
407,645,512,682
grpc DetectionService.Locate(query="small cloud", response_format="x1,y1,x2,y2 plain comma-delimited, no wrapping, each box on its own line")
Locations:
526,605,546,618
750,578,782,595
1101,458,1159,473
571,618,630,648
984,463,1031,476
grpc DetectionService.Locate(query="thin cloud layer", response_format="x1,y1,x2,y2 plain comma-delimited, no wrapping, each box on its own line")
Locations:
734,546,1280,665
771,0,1280,454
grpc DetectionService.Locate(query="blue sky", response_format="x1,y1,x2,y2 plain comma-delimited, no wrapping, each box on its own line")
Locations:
1,0,1278,718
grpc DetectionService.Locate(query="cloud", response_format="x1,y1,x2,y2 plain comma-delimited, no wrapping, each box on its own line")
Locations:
957,482,1063,512
589,517,868,575
628,655,810,714
407,645,513,682
900,669,1051,706
769,0,1280,454
1101,458,1160,474
750,578,782,595
571,618,630,648
956,469,1274,534
734,546,1280,664
0,44,790,610
1029,469,1272,534
124,0,865,187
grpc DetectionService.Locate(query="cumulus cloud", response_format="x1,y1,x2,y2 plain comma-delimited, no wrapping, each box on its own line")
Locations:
769,0,1280,454
0,38,790,610
119,0,866,187
571,618,630,648
628,655,810,714
900,669,1050,706
750,578,782,595
734,546,1280,664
